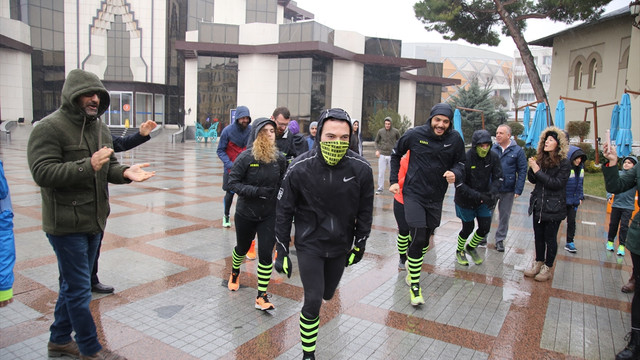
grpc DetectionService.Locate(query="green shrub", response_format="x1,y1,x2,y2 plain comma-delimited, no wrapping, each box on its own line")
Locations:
584,159,602,173
515,138,525,148
507,121,524,138
567,121,590,138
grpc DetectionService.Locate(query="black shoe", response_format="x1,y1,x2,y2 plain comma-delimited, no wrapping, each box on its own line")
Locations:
617,330,640,360
302,351,315,360
496,241,505,252
91,282,115,294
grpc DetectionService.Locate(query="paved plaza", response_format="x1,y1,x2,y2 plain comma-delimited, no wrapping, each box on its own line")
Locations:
0,125,634,359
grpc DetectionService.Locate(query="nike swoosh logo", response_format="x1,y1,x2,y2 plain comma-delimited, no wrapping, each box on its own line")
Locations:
485,164,490,167
343,176,356,182
444,144,452,147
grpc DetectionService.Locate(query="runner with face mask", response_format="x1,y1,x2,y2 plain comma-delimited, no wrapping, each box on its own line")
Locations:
274,108,374,360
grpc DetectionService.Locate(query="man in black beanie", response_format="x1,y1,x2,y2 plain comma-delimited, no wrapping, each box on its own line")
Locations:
390,102,465,306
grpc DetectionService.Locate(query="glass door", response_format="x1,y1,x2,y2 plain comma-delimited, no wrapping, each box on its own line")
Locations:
106,91,133,127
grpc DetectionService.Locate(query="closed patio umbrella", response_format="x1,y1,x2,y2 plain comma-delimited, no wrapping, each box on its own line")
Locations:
554,100,565,130
453,108,464,143
616,93,633,157
526,102,548,150
521,106,530,140
610,104,620,144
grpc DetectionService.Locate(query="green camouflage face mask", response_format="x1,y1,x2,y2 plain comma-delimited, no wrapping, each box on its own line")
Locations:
319,140,349,166
476,146,490,158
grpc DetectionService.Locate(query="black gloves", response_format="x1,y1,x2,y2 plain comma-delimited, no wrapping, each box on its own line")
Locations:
346,246,365,266
274,244,292,278
256,187,275,199
480,192,497,209
346,236,368,267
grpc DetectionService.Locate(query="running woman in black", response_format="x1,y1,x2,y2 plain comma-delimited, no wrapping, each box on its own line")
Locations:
226,117,286,311
275,108,374,360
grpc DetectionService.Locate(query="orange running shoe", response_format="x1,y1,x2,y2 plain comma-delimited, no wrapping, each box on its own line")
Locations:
228,272,239,291
246,239,256,260
255,293,275,310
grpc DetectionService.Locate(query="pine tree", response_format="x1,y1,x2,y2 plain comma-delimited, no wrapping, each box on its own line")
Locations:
449,79,508,143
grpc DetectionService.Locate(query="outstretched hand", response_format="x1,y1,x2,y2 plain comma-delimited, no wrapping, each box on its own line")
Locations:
124,163,155,182
139,120,158,136
603,143,618,164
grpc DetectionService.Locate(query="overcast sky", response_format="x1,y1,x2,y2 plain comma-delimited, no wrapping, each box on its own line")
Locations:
293,0,631,57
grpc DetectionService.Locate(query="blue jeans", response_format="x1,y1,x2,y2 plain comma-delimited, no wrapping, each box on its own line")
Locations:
47,233,102,356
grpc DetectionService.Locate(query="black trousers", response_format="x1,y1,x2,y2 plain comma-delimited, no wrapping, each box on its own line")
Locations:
533,219,561,268
609,207,633,246
297,251,346,318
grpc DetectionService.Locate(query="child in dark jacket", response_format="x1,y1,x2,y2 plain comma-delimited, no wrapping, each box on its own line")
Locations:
607,155,638,256
564,146,587,253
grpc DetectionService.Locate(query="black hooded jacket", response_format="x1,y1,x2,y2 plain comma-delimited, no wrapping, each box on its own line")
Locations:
390,116,465,208
275,116,374,258
228,118,287,220
454,130,503,209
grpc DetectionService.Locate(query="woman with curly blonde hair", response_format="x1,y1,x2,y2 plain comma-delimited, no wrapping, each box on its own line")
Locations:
226,117,286,310
524,126,570,282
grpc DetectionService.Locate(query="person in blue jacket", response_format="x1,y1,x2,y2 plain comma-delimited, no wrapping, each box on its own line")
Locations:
0,160,16,307
564,145,587,253
306,121,317,150
217,106,252,228
490,124,528,252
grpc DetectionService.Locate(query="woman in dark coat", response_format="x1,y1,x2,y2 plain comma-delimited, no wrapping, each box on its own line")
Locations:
523,126,570,282
226,117,287,311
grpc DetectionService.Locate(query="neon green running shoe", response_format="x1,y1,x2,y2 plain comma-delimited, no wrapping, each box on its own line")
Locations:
618,245,626,256
222,215,231,228
410,285,425,306
606,241,615,251
465,245,484,265
456,250,469,266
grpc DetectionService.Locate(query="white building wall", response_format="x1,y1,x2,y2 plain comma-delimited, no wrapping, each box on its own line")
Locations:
398,79,417,127
547,19,636,146
66,0,164,83
183,30,199,126
331,30,364,119
238,54,279,117
0,18,33,122
237,23,279,115
214,0,246,25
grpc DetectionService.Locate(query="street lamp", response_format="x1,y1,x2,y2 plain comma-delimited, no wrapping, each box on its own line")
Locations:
631,1,640,29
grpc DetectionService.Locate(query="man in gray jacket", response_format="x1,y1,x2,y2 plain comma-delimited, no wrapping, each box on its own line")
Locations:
374,117,400,194
27,69,154,360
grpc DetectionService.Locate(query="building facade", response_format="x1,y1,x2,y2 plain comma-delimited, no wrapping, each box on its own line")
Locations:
403,43,513,113
1,0,457,140
530,7,640,148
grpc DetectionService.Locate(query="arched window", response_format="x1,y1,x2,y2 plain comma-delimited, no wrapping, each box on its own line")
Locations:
574,61,583,90
588,58,598,88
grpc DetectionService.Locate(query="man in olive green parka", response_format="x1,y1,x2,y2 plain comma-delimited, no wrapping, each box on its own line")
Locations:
27,69,154,359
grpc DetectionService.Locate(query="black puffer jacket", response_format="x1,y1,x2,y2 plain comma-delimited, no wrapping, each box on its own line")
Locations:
527,126,571,222
454,130,503,209
228,118,287,220
275,117,374,258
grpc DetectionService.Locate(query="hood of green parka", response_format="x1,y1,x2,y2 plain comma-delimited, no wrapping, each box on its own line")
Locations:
60,69,111,123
